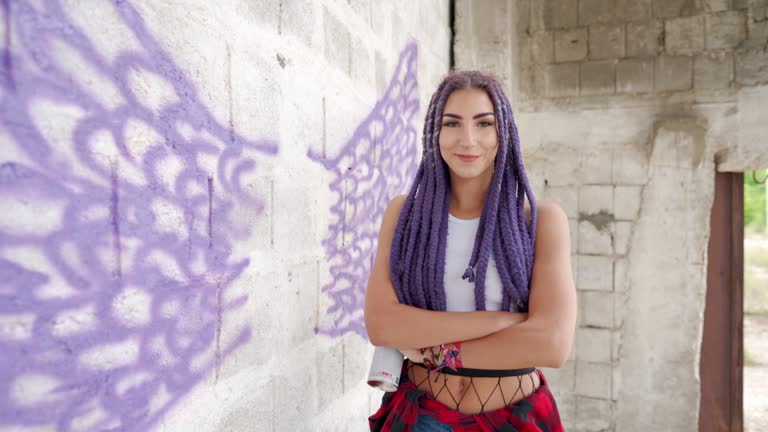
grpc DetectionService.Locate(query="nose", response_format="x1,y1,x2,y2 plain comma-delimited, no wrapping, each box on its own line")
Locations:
460,125,477,147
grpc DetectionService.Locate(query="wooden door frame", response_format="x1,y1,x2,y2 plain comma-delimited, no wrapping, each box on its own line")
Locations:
700,171,743,432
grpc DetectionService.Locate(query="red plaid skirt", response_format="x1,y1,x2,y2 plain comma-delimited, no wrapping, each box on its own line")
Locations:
369,361,564,432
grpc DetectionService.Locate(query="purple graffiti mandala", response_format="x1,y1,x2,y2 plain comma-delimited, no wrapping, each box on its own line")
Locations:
309,42,420,338
0,1,277,430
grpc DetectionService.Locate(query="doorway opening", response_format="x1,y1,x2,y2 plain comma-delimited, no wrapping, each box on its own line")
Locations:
699,169,768,432
743,169,767,432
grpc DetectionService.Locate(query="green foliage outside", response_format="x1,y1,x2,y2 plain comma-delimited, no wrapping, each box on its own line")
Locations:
745,170,766,232
745,169,767,316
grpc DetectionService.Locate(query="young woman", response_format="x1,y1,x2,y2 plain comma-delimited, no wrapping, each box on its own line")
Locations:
364,70,576,431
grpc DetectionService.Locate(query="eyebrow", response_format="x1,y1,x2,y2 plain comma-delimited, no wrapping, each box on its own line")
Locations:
442,112,495,120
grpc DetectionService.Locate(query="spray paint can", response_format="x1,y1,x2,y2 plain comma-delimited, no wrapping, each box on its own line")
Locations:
367,346,404,392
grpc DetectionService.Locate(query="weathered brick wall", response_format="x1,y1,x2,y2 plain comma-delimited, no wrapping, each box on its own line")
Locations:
455,1,768,431
518,0,768,102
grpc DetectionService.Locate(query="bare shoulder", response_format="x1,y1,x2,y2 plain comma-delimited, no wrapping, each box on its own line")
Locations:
536,200,568,226
524,199,568,228
531,200,570,258
383,194,408,225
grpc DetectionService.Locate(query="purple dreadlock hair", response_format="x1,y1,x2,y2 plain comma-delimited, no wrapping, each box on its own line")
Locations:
389,70,538,312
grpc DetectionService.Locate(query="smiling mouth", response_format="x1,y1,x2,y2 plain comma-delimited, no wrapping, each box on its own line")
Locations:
457,154,479,161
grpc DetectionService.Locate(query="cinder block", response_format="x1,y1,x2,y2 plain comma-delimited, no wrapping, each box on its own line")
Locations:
371,1,392,42
626,20,663,57
517,0,532,34
652,0,690,18
349,0,372,27
544,0,578,29
216,266,315,383
580,60,616,95
317,338,345,410
281,0,315,46
613,185,642,220
218,378,274,432
705,11,747,49
735,49,768,85
580,291,614,328
579,185,613,216
574,395,614,429
470,0,514,42
274,361,317,430
228,176,272,259
612,359,622,400
570,219,578,255
578,220,613,255
555,394,577,426
617,0,652,21
369,388,384,417
614,221,632,255
540,360,575,394
616,58,653,94
531,31,555,63
545,63,580,97
574,362,613,398
554,28,588,62
272,171,322,259
746,10,768,48
351,35,374,86
323,7,351,74
520,36,533,65
390,13,408,58
614,257,628,292
274,262,321,347
577,254,613,291
613,293,627,330
530,0,547,31
531,64,548,97
519,66,534,101
588,24,625,60
579,147,614,184
664,16,705,55
342,333,370,394
694,52,733,89
654,55,693,92
703,0,730,12
733,0,750,8
576,327,612,363
579,0,616,25
229,45,282,141
374,50,387,98
543,185,579,219
612,148,650,185
237,0,279,34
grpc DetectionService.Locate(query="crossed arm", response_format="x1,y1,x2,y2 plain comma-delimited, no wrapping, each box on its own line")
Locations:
364,197,576,369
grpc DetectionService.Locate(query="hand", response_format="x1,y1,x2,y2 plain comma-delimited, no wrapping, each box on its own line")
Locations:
398,348,425,363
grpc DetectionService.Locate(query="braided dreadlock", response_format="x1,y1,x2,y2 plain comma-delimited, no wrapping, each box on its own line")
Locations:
389,70,537,312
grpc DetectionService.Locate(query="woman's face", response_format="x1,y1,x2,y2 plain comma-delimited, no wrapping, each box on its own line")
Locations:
438,88,499,181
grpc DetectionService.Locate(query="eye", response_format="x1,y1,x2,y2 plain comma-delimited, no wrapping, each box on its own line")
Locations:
478,121,494,127
442,121,460,127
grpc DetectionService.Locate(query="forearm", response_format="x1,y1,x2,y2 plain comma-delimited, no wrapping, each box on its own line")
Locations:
366,303,527,349
458,319,571,369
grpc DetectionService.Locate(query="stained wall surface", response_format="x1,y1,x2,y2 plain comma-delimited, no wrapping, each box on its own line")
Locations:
0,1,451,431
455,0,768,431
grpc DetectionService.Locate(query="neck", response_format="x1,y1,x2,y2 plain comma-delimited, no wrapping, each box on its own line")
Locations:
448,169,493,218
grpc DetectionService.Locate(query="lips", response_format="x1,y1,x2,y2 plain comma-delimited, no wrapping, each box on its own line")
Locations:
456,154,479,162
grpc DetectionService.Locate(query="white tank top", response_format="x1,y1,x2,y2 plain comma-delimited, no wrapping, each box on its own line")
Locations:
444,213,506,312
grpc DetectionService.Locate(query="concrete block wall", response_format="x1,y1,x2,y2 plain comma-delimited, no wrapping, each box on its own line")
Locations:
456,0,768,431
515,0,768,103
0,0,450,431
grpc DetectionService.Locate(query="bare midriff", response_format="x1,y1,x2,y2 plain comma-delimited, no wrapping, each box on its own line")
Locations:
406,359,541,415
